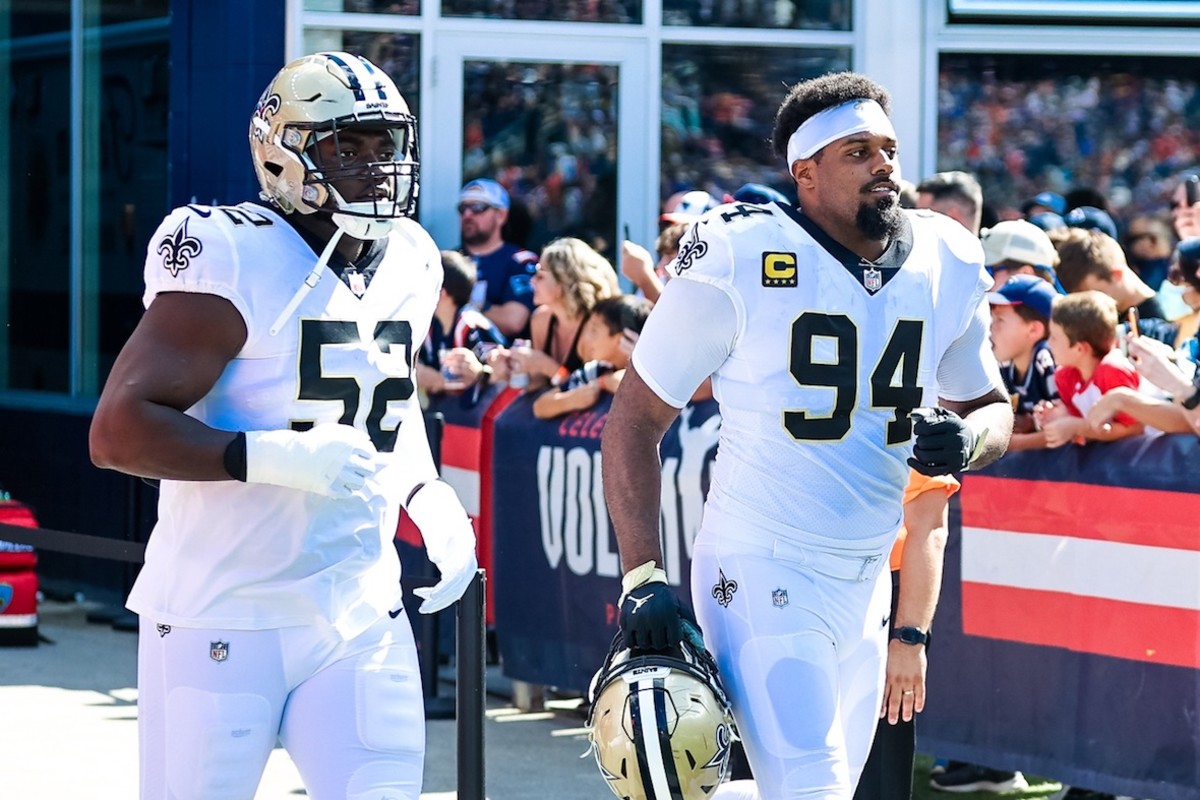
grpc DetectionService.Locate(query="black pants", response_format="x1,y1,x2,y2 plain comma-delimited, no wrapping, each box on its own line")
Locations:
853,572,915,800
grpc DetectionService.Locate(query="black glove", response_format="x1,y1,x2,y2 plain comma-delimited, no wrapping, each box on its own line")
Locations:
907,407,978,476
619,581,687,652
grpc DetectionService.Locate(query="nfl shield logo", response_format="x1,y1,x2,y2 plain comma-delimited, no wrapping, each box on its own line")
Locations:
210,641,229,663
772,588,789,608
863,268,883,292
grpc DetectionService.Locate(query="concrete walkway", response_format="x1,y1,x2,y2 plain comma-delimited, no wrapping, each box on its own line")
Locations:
1,600,608,799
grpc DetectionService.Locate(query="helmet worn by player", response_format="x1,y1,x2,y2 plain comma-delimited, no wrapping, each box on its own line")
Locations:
586,625,737,800
249,51,418,241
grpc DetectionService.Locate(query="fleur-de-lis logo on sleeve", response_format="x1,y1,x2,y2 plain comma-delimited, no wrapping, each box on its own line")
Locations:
157,218,203,278
711,569,738,608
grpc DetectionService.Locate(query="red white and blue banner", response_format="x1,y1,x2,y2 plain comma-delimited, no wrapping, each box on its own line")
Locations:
922,434,1200,800
490,393,721,691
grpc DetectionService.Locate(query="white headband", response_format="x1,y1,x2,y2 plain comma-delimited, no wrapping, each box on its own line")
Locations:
785,99,896,165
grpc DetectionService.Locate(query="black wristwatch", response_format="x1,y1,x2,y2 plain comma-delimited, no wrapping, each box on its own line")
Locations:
1182,380,1200,410
889,626,931,647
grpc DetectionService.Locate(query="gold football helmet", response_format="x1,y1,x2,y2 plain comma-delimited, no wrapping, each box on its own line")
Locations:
586,628,737,800
249,51,418,239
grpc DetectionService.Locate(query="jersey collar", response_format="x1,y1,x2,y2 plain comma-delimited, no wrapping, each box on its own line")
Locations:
776,202,914,290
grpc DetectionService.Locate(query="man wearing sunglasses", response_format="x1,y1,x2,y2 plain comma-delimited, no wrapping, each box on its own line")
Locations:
457,179,539,338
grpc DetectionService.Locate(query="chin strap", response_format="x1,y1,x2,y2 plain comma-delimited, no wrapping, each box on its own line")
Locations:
269,227,344,337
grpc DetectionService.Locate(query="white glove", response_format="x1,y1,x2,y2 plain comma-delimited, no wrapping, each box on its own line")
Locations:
245,424,378,499
406,480,479,614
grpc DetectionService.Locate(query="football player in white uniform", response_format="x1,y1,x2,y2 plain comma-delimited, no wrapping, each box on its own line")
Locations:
89,52,476,800
601,72,1013,799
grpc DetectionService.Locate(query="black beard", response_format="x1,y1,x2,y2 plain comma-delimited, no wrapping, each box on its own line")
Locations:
856,195,903,241
461,228,490,248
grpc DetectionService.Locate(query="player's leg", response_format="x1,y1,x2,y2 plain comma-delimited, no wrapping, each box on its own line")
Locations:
693,537,853,799
280,610,425,800
852,573,916,800
137,619,286,800
835,568,893,791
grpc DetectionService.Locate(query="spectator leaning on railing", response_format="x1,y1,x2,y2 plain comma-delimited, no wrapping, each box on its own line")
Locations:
416,250,507,397
493,236,619,392
987,275,1060,452
1034,290,1144,447
532,295,650,420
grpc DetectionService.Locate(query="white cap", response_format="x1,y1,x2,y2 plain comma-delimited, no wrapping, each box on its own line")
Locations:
980,220,1059,268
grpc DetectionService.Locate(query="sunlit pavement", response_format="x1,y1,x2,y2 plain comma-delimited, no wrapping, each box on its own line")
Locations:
2,601,605,799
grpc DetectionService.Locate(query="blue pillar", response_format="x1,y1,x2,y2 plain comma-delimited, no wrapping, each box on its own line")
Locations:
169,0,286,208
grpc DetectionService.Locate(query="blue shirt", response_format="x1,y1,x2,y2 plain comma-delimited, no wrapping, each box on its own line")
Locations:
466,243,538,312
1001,339,1058,416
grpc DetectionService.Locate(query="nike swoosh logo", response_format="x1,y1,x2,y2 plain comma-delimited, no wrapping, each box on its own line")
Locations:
388,608,403,619
628,595,652,613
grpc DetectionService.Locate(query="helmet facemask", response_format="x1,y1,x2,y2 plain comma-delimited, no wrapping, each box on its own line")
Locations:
287,118,417,240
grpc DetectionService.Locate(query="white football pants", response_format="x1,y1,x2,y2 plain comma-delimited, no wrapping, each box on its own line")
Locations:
137,609,425,800
693,533,892,800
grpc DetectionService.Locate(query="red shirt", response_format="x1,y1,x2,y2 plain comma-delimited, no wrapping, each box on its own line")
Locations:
1054,349,1140,427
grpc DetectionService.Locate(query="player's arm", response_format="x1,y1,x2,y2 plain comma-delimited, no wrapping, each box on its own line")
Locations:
90,292,247,480
603,367,682,572
939,387,1013,470
911,298,1013,475
602,265,738,650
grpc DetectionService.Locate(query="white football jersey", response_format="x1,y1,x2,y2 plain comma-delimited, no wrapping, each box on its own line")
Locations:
126,202,442,639
633,203,997,552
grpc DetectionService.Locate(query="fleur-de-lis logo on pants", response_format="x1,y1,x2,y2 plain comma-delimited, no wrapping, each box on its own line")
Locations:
711,569,738,608
157,217,203,278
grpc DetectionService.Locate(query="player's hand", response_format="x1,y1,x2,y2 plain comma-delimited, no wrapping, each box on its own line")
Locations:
245,424,378,498
907,407,977,476
407,480,479,614
619,562,686,651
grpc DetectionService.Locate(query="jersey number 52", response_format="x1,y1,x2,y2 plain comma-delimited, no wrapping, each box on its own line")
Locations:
785,312,923,445
293,319,414,452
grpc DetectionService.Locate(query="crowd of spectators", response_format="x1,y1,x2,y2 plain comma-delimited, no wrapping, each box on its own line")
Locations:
938,55,1200,219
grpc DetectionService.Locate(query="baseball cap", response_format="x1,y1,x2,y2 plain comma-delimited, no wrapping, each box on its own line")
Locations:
980,219,1059,268
660,190,718,224
724,183,789,206
458,179,510,210
987,274,1058,320
1064,205,1118,240
1027,211,1066,232
1020,191,1067,216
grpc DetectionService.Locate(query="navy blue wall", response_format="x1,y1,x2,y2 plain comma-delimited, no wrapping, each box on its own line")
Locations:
168,0,286,207
0,0,287,603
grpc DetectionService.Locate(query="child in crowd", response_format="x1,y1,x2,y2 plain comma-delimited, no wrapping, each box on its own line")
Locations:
1034,290,1144,446
532,295,651,420
418,250,507,396
988,275,1060,451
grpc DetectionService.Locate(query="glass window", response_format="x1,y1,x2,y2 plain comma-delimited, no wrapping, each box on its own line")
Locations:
2,9,72,391
663,0,851,29
89,35,171,392
462,61,620,255
304,0,419,14
937,53,1200,219
302,30,421,115
0,3,170,395
661,45,850,206
442,0,641,23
